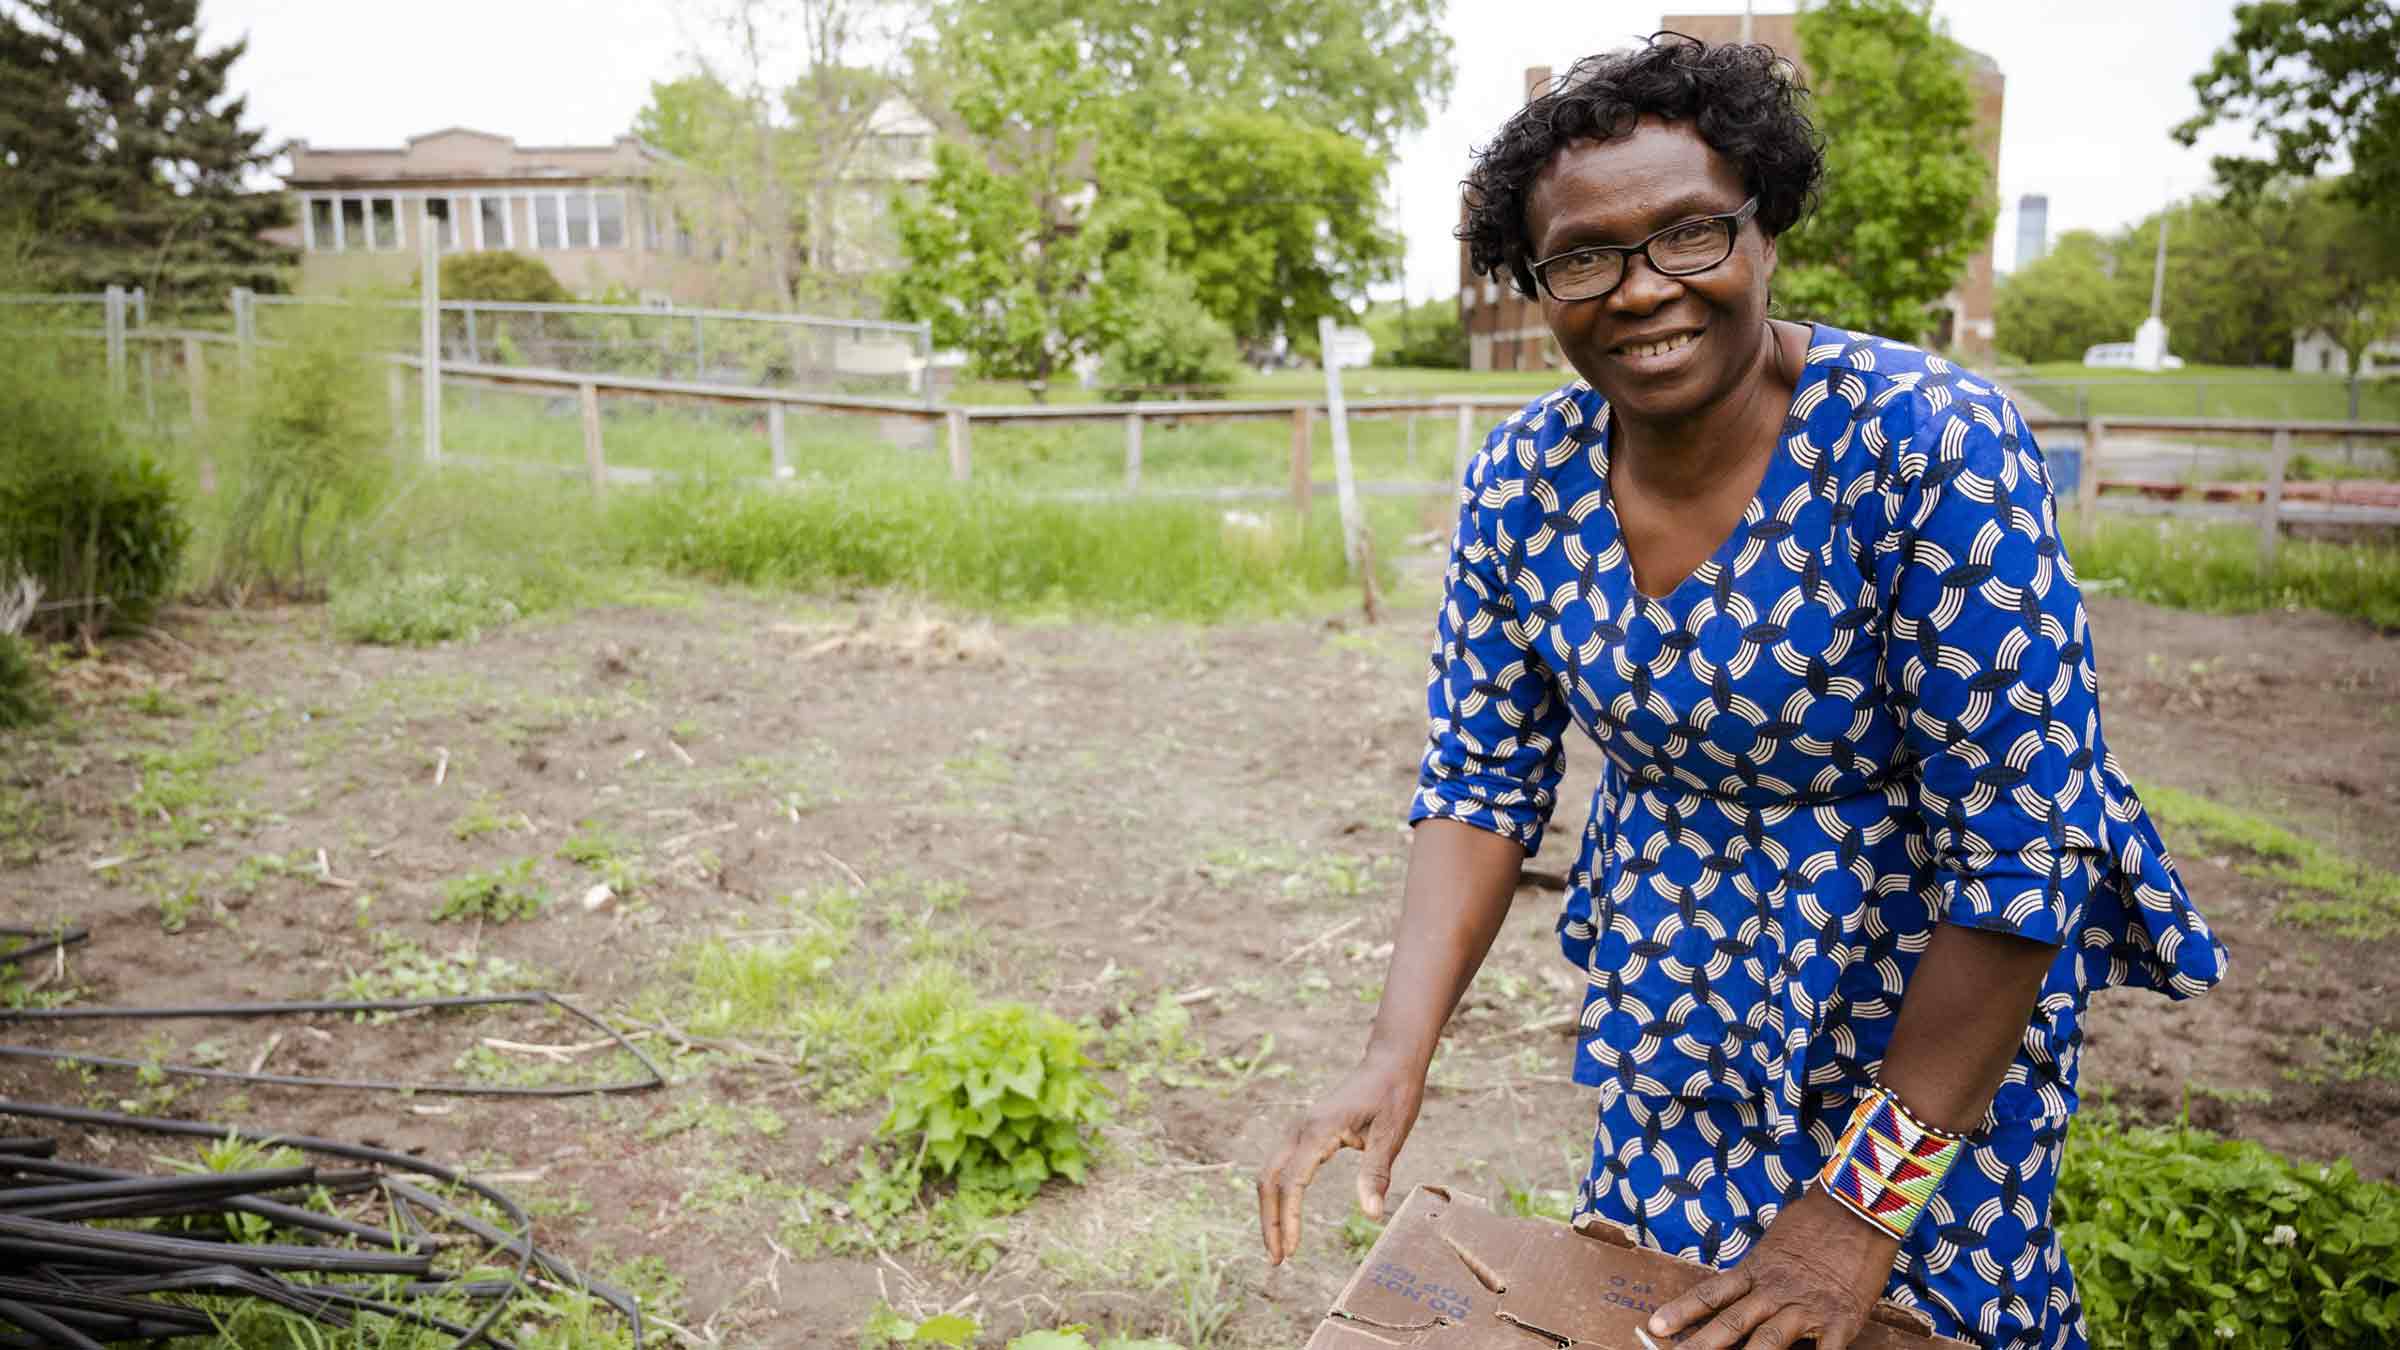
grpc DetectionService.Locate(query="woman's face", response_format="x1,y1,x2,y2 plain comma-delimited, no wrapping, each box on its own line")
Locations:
1524,117,1777,424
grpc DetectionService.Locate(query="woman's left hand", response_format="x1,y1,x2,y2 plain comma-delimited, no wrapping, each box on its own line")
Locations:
1643,1187,1903,1349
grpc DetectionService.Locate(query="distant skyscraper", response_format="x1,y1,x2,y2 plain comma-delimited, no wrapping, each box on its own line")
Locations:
2017,194,2050,269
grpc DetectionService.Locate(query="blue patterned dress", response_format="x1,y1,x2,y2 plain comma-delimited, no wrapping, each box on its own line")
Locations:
1409,326,2227,1350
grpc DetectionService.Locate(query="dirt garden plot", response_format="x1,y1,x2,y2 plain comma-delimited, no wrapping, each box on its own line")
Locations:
1,585,2394,1347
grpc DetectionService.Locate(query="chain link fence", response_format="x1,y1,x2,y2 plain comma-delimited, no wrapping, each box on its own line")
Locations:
250,295,934,402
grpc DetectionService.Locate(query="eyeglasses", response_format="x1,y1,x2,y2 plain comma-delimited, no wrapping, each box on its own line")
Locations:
1529,198,1760,302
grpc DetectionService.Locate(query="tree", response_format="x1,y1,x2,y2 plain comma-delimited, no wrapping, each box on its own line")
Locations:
2174,0,2400,214
1992,233,2144,364
0,0,292,309
1775,0,1994,342
924,0,1452,157
1141,108,1394,350
435,252,569,304
1367,295,1467,369
883,26,1160,396
632,0,916,313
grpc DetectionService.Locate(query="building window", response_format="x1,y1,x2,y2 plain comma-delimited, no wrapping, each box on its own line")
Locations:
339,197,367,252
532,193,564,249
368,196,400,250
308,197,335,252
564,190,594,248
594,190,626,248
424,196,460,251
476,194,509,250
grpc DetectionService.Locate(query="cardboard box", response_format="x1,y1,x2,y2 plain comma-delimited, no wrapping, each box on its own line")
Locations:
1307,1186,1975,1350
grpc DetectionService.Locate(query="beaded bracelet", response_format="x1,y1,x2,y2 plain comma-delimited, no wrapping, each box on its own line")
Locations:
1815,1081,1967,1241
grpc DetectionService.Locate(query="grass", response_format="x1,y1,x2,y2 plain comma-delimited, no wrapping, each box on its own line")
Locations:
2140,784,2400,939
2070,517,2400,629
2008,362,2400,424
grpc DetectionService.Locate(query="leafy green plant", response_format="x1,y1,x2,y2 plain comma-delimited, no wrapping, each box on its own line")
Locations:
0,350,188,643
879,1001,1108,1197
861,1304,979,1349
331,571,524,645
437,250,570,303
1098,262,1239,397
435,858,546,923
2057,1114,2400,1347
2286,1025,2400,1085
0,633,48,728
337,934,537,1004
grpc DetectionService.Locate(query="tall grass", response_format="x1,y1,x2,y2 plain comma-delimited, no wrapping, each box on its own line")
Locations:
2072,517,2400,629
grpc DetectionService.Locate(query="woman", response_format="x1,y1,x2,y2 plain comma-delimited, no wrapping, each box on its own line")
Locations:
1255,36,2225,1350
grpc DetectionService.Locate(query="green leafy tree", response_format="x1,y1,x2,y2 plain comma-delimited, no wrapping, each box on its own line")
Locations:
1776,0,1995,341
0,0,292,309
884,27,1159,397
1141,108,1394,349
2174,0,2400,213
1368,295,1468,369
1097,261,1239,394
924,0,1453,156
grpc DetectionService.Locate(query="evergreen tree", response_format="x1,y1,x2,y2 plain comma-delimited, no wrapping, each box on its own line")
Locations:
0,0,293,309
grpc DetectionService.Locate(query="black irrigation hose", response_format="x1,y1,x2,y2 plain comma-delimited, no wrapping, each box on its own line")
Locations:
0,1155,410,1251
0,929,88,972
0,992,670,1097
0,1100,646,1350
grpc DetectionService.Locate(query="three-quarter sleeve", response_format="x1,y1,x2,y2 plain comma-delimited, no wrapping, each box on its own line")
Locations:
1408,421,1572,854
1875,386,2101,947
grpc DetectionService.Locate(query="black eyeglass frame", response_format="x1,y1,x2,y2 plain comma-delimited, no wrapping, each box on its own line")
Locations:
1528,197,1761,303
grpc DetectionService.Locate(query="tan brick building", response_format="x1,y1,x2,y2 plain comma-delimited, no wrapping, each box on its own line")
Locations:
1459,17,2005,371
273,129,729,302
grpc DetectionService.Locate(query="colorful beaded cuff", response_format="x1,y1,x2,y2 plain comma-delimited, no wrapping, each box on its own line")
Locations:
1816,1083,1966,1241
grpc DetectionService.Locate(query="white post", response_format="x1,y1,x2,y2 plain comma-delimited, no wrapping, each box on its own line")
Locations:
1317,316,1364,572
581,381,605,496
769,402,790,479
946,409,971,482
103,285,127,397
230,287,255,371
420,205,442,463
1454,402,1476,486
1124,412,1144,493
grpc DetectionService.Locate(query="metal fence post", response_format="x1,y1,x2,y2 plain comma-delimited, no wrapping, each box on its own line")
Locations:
141,342,157,426
946,409,971,482
2260,427,2288,573
918,322,937,407
1454,403,1476,486
580,382,606,496
1317,316,1364,571
230,287,255,371
465,305,480,365
131,287,147,331
769,402,790,479
1290,404,1313,515
419,215,441,463
1124,412,1144,493
388,365,407,451
103,284,127,397
692,314,705,381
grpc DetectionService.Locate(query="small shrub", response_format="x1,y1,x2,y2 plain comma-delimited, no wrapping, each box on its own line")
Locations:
0,353,188,643
2058,1115,2400,1348
0,634,47,728
434,858,546,923
879,1001,1107,1196
436,251,570,304
1098,264,1240,398
331,571,522,645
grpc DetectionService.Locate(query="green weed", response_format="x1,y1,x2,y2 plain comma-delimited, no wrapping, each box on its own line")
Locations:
2072,518,2400,629
2141,784,2400,938
336,933,540,1004
332,570,524,645
2286,1025,2400,1086
879,1001,1108,1196
435,858,547,923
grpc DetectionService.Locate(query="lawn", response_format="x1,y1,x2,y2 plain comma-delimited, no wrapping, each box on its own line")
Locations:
2004,361,2400,424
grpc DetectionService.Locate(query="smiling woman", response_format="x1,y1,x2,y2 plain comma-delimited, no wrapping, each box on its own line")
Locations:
1255,33,2228,1350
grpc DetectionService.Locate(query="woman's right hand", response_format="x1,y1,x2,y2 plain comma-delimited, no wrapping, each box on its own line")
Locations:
1255,1051,1428,1265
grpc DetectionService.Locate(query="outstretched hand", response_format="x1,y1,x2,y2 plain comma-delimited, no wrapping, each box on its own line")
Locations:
1644,1187,1902,1350
1254,1054,1427,1265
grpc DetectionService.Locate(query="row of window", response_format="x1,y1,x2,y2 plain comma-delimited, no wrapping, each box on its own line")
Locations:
301,189,692,256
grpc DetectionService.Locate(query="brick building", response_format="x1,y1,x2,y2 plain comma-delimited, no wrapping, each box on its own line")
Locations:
1458,16,2006,371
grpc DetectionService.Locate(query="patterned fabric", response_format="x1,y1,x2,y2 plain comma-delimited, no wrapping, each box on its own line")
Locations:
1820,1084,1966,1241
1409,324,2228,1350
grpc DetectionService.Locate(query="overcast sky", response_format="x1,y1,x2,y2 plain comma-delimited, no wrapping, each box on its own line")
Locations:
197,0,2266,301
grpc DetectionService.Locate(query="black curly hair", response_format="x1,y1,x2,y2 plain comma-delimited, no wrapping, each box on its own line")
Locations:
1459,34,1825,300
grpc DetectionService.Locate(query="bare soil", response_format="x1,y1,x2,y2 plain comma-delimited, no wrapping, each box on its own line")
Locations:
2,581,2394,1347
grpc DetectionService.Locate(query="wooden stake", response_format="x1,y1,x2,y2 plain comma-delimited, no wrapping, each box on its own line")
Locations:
580,381,605,496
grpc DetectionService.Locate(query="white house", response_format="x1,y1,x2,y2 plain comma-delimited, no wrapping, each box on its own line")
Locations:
2293,326,2400,376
